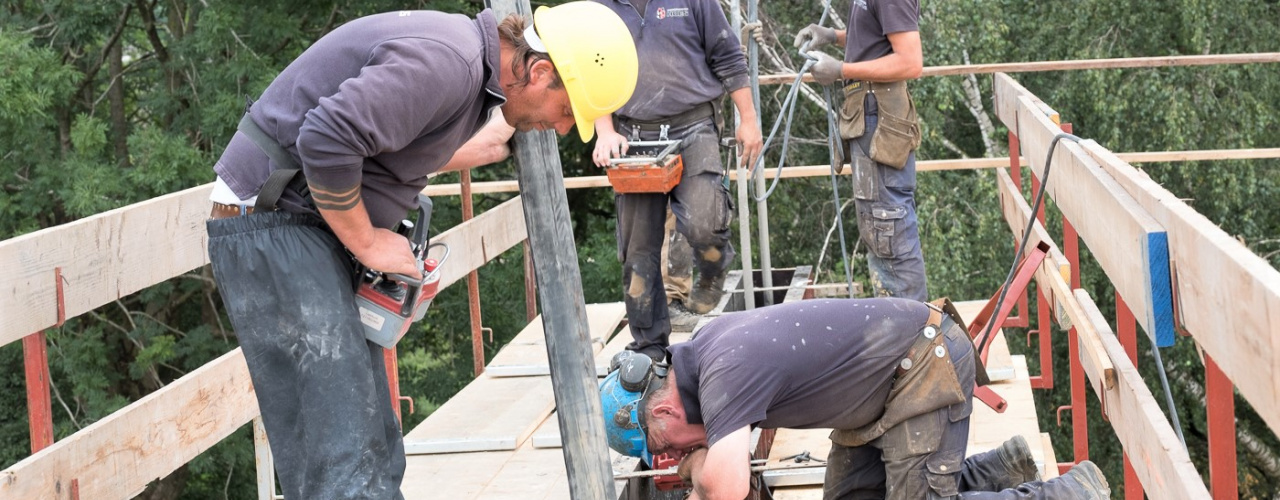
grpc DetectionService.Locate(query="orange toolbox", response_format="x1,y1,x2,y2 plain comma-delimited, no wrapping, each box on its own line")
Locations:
606,140,683,194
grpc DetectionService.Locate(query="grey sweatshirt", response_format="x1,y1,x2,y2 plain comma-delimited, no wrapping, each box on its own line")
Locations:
595,0,749,121
214,10,505,229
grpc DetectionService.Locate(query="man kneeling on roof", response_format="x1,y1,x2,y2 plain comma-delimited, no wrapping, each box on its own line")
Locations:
601,298,1111,499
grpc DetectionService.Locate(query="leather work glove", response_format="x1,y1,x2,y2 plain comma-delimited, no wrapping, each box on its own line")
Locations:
807,51,844,86
794,24,837,50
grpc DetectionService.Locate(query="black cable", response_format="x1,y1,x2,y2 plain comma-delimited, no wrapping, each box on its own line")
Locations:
976,132,1080,356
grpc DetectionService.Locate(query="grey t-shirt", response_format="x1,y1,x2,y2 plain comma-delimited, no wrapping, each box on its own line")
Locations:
215,10,505,229
669,298,928,446
843,0,920,64
596,0,749,121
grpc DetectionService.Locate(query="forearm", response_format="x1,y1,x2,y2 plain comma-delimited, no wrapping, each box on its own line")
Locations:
438,110,515,173
594,115,618,136
839,51,923,82
727,88,758,124
310,183,375,252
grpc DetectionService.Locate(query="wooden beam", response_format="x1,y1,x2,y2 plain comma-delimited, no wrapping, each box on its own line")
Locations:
1081,140,1280,434
0,349,257,500
431,195,527,291
1073,290,1212,499
994,169,1116,395
0,184,213,348
758,52,1280,85
992,73,1059,136
1012,95,1176,347
484,302,625,378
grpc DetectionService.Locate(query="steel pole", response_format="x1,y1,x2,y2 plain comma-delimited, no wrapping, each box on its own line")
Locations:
748,0,774,306
732,0,756,310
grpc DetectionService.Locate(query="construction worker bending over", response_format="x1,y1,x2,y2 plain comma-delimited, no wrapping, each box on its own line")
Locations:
205,4,637,498
592,0,764,360
601,298,1111,499
796,0,929,301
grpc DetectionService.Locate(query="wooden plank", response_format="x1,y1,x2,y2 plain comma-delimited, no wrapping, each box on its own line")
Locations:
1040,433,1059,480
0,349,257,500
1013,96,1176,347
485,303,626,378
953,300,1014,382
1082,140,1280,434
402,375,554,454
1073,290,1211,499
992,73,1059,136
0,184,214,348
757,52,1280,85
994,168,1074,327
431,195,527,292
401,449,513,499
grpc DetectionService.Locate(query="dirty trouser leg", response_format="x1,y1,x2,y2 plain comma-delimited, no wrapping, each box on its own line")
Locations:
850,110,928,302
669,122,735,313
208,212,406,500
662,208,694,305
617,190,671,360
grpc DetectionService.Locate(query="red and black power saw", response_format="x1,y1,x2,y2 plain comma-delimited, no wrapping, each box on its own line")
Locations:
354,195,450,348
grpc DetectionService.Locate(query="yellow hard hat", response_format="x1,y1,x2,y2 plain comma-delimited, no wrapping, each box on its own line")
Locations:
533,2,638,142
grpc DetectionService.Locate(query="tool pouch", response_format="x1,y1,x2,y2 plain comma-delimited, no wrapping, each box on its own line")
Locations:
932,297,990,386
830,307,965,448
839,80,922,170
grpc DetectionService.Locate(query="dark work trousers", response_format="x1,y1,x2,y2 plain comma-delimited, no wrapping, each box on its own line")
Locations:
849,94,929,302
208,211,406,500
824,321,1091,499
615,115,734,360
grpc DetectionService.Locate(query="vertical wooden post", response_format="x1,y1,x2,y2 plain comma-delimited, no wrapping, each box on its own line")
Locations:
253,417,277,500
1205,353,1238,499
485,5,617,497
1116,294,1143,499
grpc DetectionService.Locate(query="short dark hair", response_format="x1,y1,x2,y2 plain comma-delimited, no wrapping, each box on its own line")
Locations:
497,14,564,90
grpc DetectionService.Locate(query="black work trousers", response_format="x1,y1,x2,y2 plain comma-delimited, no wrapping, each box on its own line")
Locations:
208,210,406,500
615,115,735,359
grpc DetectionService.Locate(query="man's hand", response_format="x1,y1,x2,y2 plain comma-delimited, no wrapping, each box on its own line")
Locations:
794,24,838,51
592,129,629,167
807,51,844,85
353,229,422,279
736,118,763,170
677,447,708,482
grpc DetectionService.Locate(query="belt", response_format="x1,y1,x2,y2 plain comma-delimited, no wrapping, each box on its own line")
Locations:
619,102,715,131
210,202,255,220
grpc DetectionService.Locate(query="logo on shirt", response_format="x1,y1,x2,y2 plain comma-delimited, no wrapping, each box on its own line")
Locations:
655,7,690,19
854,0,868,10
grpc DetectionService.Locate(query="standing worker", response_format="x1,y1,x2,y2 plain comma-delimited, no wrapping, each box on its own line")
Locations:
592,0,765,360
205,4,638,498
795,0,929,301
600,298,1112,499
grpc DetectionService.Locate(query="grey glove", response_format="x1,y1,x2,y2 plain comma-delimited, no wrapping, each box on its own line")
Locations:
807,51,843,85
794,24,837,50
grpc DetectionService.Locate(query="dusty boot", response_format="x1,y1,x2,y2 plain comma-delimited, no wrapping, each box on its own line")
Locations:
962,435,1043,492
668,301,700,333
687,273,726,314
1057,460,1110,500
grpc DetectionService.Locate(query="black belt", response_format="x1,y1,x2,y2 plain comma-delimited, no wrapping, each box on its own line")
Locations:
619,102,715,131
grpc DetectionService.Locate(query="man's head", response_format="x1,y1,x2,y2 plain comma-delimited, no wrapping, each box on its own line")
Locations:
600,351,707,465
496,2,637,141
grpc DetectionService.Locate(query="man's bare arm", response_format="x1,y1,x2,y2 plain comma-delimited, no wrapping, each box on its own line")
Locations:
682,427,751,500
438,109,516,172
311,183,420,278
840,30,923,82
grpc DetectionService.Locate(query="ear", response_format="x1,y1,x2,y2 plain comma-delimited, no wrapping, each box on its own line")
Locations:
528,59,556,87
651,400,683,421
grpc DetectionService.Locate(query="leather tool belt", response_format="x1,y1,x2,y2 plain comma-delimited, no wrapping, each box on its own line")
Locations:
838,80,922,169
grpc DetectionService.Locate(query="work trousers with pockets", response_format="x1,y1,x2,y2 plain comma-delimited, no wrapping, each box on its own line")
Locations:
615,114,734,360
849,94,929,302
208,210,406,500
824,319,1093,499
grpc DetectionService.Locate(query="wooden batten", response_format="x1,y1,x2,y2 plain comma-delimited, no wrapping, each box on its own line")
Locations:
0,184,214,348
430,195,527,291
0,349,257,499
1073,290,1211,500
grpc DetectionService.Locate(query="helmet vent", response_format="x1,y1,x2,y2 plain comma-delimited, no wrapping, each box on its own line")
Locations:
594,53,605,66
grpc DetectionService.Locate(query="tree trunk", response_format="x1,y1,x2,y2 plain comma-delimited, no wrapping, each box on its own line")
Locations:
108,41,130,168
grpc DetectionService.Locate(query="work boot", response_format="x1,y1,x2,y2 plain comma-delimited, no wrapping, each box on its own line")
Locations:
687,273,726,314
960,435,1040,492
668,301,700,333
1057,460,1110,500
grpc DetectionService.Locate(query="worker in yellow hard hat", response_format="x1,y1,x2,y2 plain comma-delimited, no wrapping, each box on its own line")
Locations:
204,3,636,499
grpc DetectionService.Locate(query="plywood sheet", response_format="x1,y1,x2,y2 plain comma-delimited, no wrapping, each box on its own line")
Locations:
403,375,554,454
485,302,626,377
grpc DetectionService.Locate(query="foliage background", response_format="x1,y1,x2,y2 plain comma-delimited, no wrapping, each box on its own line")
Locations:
1,0,1277,497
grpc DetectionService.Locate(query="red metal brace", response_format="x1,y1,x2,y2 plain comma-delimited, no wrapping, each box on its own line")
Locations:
966,242,1051,413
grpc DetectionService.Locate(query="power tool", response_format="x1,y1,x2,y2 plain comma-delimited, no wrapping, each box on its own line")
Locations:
606,138,684,194
354,195,450,349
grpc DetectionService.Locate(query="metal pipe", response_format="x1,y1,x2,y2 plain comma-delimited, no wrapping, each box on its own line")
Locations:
748,0,774,306
731,0,756,310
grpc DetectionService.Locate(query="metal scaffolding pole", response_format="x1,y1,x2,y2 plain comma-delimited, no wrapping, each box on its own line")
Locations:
732,0,756,310
748,0,774,306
